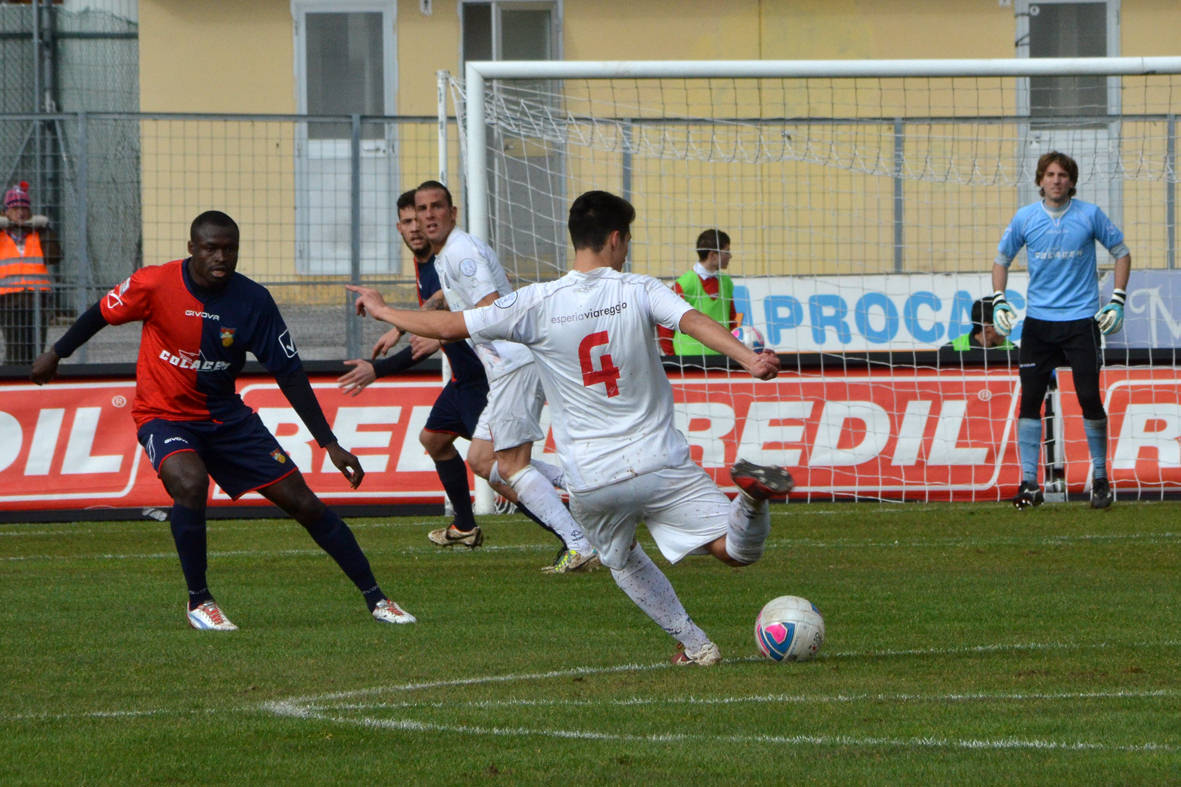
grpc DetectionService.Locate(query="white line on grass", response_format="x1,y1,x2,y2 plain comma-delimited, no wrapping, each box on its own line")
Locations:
264,690,1177,754
0,543,545,562
265,640,1180,706
314,687,1179,712
260,648,1181,754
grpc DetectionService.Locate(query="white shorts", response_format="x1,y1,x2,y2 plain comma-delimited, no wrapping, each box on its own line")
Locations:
569,460,732,571
472,362,547,451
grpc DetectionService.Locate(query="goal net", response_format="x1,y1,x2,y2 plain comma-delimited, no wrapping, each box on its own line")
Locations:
446,58,1181,502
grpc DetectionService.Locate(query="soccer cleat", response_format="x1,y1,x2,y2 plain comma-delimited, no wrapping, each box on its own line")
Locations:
371,598,417,625
672,641,723,666
1090,478,1114,510
730,459,794,501
427,523,484,549
541,547,601,574
187,600,238,631
1012,480,1044,510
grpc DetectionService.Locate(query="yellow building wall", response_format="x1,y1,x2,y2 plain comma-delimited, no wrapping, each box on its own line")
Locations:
137,0,1180,291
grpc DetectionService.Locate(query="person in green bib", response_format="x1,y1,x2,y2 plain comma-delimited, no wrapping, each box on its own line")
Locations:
658,228,738,355
943,297,1016,351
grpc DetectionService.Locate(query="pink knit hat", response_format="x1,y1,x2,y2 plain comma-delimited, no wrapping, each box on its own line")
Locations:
4,181,30,209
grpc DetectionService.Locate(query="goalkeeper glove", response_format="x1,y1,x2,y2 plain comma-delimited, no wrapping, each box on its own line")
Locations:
1095,288,1126,335
991,291,1016,336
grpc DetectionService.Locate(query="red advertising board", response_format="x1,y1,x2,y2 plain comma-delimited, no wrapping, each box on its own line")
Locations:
1,366,1177,514
678,369,1023,500
0,376,454,513
1058,367,1181,494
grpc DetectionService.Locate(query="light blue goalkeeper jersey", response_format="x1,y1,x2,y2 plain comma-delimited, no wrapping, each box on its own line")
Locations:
995,198,1128,322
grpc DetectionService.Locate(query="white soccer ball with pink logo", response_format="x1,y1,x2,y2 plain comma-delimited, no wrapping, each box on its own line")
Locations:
732,324,765,352
754,595,825,662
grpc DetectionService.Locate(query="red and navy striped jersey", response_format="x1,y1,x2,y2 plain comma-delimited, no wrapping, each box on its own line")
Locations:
101,259,304,428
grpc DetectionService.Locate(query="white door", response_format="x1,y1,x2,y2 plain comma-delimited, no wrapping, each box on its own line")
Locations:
293,3,397,275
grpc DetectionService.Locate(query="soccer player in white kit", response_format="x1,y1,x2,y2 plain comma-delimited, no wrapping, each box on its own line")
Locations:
349,190,792,665
374,181,597,571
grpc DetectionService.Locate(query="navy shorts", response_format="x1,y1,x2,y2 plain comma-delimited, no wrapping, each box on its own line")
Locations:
423,378,488,440
137,413,297,499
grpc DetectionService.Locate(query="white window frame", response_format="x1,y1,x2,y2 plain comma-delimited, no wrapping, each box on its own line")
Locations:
458,0,563,67
1015,0,1120,118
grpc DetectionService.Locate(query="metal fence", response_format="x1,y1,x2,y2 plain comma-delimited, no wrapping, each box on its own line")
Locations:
1,112,461,366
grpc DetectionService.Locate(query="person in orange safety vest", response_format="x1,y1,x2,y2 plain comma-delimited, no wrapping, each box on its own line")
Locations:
1,181,60,365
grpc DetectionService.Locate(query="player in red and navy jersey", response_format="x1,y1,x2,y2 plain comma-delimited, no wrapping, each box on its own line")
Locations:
31,210,415,630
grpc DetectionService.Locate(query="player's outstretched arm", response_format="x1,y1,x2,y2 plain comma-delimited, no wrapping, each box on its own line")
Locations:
325,441,364,489
371,326,403,358
678,309,780,380
347,285,469,341
408,335,442,359
31,348,61,385
337,359,378,396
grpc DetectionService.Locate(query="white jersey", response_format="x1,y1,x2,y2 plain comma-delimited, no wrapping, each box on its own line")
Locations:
435,228,533,381
464,267,694,492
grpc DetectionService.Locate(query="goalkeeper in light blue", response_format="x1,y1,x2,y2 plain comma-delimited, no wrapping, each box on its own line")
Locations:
990,150,1130,510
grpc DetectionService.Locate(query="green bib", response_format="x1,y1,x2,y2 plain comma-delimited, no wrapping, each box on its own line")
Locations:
949,331,1015,351
672,270,734,356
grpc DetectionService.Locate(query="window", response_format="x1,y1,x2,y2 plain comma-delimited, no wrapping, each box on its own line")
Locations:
1016,0,1118,122
304,12,386,139
461,1,559,65
1014,1,1122,223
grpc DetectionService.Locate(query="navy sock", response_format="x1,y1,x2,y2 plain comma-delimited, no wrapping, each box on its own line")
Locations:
304,509,384,610
516,501,566,547
170,504,212,609
435,455,476,531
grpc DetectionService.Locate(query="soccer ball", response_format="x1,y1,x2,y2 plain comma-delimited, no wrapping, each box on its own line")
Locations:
732,325,766,352
754,595,825,662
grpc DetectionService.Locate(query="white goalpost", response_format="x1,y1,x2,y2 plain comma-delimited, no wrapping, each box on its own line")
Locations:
446,57,1181,503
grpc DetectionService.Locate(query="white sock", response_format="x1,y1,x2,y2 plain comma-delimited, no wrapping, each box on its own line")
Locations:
507,465,592,552
530,459,566,491
610,543,710,652
488,460,505,488
724,494,770,564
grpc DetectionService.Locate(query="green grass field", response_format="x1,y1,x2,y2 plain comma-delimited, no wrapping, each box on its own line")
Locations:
2,501,1178,784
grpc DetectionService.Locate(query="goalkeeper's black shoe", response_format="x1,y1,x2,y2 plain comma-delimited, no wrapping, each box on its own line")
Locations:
1012,481,1044,510
1090,478,1114,510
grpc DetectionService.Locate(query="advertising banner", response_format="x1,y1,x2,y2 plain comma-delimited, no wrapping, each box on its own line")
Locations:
732,272,1028,352
733,269,1181,352
2,366,1178,514
1058,368,1181,493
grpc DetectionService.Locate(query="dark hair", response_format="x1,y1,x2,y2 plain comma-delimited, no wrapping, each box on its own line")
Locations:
695,228,730,261
190,210,238,240
415,180,453,207
568,190,635,252
971,297,994,332
396,189,418,211
1036,151,1078,198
